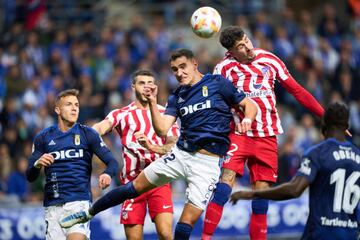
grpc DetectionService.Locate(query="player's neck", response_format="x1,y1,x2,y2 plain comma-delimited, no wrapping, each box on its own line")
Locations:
189,72,204,86
134,100,149,110
58,120,76,132
326,130,346,142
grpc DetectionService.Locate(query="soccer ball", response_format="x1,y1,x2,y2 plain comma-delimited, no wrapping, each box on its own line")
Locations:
190,6,222,38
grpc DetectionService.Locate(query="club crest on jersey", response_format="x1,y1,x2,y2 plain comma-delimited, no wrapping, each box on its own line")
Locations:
252,66,269,90
202,86,208,97
74,135,81,145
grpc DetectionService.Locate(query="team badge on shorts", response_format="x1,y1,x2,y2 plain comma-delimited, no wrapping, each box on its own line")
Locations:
74,135,81,145
202,86,208,97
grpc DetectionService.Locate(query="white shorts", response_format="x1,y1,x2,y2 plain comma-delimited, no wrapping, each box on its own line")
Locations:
144,145,221,210
45,200,91,240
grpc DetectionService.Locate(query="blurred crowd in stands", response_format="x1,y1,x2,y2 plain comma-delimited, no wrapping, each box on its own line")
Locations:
0,0,359,205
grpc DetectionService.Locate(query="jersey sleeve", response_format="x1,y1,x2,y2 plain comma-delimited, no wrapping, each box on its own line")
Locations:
295,149,320,183
217,75,246,105
271,53,324,117
26,133,45,182
105,109,121,129
85,127,119,177
164,94,178,117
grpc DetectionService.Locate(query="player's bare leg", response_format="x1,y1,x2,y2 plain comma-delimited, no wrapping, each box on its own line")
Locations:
202,168,236,239
174,203,203,240
249,180,272,240
67,232,87,240
154,212,173,240
124,224,143,240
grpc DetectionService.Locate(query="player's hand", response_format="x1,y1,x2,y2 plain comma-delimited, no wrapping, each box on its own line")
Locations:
237,118,252,133
230,191,255,204
98,173,111,190
143,84,158,103
134,132,152,150
34,153,55,168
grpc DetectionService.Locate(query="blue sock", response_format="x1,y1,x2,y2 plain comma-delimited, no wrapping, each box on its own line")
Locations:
174,222,193,240
252,199,269,214
210,182,232,206
90,182,139,216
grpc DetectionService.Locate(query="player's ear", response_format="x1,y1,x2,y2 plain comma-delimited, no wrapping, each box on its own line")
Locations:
55,106,60,115
192,58,198,69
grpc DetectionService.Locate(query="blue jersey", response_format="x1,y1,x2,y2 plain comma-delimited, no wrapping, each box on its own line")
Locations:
26,123,119,207
296,138,360,240
165,74,245,156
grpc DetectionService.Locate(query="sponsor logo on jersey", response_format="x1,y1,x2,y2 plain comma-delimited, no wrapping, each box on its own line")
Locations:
202,86,208,97
74,135,81,145
179,100,211,116
48,140,56,146
250,66,269,90
50,149,84,160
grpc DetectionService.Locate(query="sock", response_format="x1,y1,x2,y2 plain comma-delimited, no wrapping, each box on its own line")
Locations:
174,222,193,240
90,182,139,216
249,199,268,240
202,183,232,237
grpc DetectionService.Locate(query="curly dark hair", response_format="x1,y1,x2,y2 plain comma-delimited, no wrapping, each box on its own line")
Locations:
219,26,245,50
322,102,349,135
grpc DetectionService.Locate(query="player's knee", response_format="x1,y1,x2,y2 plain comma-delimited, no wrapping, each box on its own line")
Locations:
157,229,172,240
251,199,268,214
211,182,232,206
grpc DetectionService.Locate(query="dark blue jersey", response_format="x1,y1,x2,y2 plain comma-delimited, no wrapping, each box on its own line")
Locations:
26,123,119,207
296,138,360,240
165,74,245,156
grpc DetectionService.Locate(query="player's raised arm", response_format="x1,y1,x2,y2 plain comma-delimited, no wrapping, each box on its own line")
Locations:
144,84,176,137
92,119,113,136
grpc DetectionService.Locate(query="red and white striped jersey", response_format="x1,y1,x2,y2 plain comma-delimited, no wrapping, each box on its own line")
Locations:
106,102,180,184
214,48,291,137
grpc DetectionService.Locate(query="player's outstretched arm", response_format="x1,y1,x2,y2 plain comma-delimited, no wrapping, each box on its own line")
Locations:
92,119,112,136
280,77,324,117
237,97,257,133
230,176,309,204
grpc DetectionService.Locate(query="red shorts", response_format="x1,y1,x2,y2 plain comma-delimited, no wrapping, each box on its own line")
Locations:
120,183,173,225
222,133,278,183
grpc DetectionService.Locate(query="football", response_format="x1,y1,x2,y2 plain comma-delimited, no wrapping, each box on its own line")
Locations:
190,6,222,38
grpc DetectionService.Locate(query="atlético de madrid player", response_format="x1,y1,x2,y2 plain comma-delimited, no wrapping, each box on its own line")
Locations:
202,26,325,240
